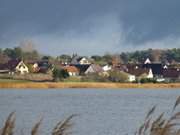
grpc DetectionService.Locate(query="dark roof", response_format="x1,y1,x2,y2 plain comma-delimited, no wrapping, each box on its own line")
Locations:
142,64,163,75
115,64,139,72
126,67,149,76
38,67,49,73
163,68,180,78
36,61,50,73
27,60,50,67
7,59,21,70
73,64,90,74
37,61,49,67
0,64,9,70
77,57,84,62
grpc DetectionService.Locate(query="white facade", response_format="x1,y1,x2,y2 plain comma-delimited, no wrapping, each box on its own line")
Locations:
68,72,78,76
15,61,29,74
33,63,38,68
85,66,94,74
79,58,90,65
128,75,136,82
147,68,153,78
102,65,112,71
156,78,165,82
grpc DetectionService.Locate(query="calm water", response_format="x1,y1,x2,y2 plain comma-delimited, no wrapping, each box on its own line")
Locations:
0,88,180,135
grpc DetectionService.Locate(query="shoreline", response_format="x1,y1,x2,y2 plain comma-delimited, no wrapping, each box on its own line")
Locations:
0,82,180,89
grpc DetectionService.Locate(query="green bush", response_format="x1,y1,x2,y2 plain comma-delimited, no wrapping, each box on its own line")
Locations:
108,71,128,82
52,68,69,82
140,78,157,83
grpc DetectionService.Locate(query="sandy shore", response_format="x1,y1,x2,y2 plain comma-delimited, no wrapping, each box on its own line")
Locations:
0,82,180,89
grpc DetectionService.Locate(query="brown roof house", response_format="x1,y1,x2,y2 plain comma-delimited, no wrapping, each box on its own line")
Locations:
126,65,154,79
63,66,79,76
163,68,180,79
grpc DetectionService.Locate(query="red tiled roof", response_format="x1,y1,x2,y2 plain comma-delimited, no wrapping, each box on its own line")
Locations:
63,66,79,73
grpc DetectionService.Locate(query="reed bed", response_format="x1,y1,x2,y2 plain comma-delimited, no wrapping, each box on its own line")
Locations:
135,96,180,135
0,114,76,135
0,82,180,89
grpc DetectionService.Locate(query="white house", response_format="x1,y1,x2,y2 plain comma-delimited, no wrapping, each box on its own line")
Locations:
63,66,79,76
85,64,103,74
102,65,112,72
15,61,29,74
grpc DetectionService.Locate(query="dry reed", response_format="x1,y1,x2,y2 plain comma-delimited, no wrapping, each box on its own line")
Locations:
0,112,15,135
52,114,76,135
0,82,180,89
31,118,43,135
135,96,180,135
0,114,76,135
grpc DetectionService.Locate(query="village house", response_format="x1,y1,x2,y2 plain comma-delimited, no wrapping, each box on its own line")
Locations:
126,66,153,79
63,66,79,76
74,64,90,75
71,56,91,65
163,68,180,81
143,63,162,77
15,61,29,74
142,58,163,77
85,64,103,75
73,64,103,75
28,60,51,73
117,63,153,79
5,59,29,74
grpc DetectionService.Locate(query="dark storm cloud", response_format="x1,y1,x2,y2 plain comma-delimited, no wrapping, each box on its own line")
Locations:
0,0,180,55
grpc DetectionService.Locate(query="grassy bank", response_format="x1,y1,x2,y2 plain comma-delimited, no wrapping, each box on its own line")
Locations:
0,82,180,89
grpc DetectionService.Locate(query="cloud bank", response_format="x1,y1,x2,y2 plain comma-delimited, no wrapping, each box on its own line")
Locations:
0,0,180,55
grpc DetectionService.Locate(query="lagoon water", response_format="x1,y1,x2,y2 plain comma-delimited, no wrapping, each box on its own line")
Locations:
0,88,180,135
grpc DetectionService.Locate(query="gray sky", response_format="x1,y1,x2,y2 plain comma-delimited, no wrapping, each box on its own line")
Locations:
0,0,180,55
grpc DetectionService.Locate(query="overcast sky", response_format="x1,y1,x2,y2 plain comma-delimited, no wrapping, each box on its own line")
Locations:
0,0,180,55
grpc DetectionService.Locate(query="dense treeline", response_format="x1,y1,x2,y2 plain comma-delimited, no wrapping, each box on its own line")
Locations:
119,48,180,64
0,46,180,64
91,48,180,64
0,47,40,63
